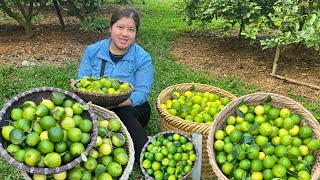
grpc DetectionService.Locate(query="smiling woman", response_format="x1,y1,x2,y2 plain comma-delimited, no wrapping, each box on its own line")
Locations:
76,6,155,164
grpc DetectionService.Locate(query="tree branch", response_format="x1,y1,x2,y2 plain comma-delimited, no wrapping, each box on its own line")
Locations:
270,74,320,90
14,0,28,19
0,0,24,25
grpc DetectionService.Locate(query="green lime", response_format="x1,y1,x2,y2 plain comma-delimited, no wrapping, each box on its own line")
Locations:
48,126,64,143
38,140,54,154
26,132,40,146
9,128,25,144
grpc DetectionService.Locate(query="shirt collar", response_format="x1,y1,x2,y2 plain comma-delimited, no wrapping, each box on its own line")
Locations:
97,38,134,61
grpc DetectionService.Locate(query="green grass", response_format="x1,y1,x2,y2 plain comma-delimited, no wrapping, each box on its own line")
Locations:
0,0,319,179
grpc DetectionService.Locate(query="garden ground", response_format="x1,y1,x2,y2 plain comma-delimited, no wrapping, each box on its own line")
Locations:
0,8,319,101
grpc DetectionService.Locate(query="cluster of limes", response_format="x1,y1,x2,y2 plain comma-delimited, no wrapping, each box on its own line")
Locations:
31,118,129,180
1,91,92,170
75,76,131,94
141,133,197,180
213,102,320,180
161,90,231,124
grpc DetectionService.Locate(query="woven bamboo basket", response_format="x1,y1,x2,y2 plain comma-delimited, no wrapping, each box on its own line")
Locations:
207,92,320,180
21,103,134,180
140,130,199,180
156,83,237,178
71,79,134,108
90,104,135,180
0,87,98,175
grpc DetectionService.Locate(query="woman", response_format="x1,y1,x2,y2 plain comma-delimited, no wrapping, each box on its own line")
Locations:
76,7,154,162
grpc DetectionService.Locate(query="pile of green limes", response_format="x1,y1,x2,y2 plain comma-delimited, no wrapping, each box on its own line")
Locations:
141,133,197,180
213,101,320,180
75,76,131,94
161,90,231,124
2,91,92,169
31,118,130,180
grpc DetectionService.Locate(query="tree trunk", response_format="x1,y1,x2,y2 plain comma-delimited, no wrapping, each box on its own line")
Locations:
271,46,281,75
239,21,244,39
53,0,65,30
24,18,33,37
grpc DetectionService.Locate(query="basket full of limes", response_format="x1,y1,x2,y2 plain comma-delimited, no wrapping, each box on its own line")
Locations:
71,76,134,108
207,92,320,180
20,104,135,180
156,83,236,177
0,87,98,175
140,131,198,180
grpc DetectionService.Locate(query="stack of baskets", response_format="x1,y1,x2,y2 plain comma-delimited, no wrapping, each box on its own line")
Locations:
156,83,237,178
89,104,135,180
71,79,134,108
207,92,320,180
0,87,98,175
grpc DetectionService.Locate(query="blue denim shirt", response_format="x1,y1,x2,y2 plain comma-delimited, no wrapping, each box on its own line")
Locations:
77,38,154,106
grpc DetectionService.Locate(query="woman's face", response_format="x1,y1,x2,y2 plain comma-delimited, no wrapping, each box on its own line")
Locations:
109,17,137,54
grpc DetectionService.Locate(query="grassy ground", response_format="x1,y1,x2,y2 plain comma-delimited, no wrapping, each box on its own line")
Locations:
0,0,319,179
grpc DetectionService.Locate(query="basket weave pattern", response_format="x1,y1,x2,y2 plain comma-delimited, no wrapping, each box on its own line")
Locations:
90,104,135,180
140,130,199,180
0,87,98,175
71,80,134,108
156,83,237,177
207,92,320,180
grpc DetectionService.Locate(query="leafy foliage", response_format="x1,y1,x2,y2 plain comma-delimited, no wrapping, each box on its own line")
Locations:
58,0,107,22
0,0,50,36
175,0,275,36
242,0,320,51
80,16,109,33
176,0,320,51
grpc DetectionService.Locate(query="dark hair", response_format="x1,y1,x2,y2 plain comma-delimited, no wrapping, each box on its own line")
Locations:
110,7,140,33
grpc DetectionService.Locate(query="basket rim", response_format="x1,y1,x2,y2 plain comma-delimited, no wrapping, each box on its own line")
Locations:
0,86,98,175
71,78,134,97
207,92,320,180
156,83,237,128
90,104,135,180
139,130,200,180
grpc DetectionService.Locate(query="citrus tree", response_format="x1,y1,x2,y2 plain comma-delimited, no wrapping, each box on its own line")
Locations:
57,0,107,22
0,0,109,37
175,0,275,37
176,0,320,89
0,0,50,37
241,0,320,89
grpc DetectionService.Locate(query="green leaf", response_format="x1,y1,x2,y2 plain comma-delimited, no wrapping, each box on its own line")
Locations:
242,171,248,179
81,153,87,162
114,132,125,142
151,137,157,145
306,14,316,26
249,122,260,132
190,85,196,91
287,170,298,177
243,136,254,144
266,95,272,103
95,164,107,177
20,102,34,109
82,104,89,110
171,93,179,100
52,91,66,101
236,108,245,118
262,142,272,149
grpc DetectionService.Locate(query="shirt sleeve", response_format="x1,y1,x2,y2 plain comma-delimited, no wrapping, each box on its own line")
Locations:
129,54,154,106
77,47,93,79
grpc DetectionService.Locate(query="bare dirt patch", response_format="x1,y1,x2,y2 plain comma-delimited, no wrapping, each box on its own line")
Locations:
0,9,319,101
171,32,320,101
